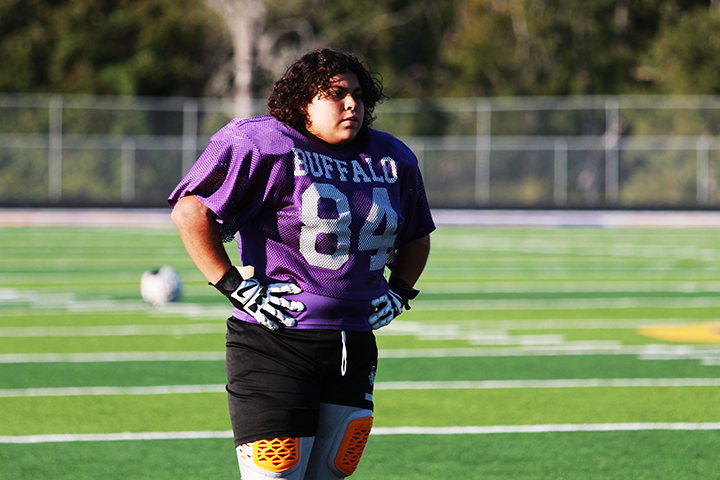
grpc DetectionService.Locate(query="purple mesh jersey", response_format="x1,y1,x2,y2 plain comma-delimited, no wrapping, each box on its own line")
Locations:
169,116,435,331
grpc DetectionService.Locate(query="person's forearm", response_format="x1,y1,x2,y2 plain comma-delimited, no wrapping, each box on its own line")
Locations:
390,235,431,287
171,195,232,284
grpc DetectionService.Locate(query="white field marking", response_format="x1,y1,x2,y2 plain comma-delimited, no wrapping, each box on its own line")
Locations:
371,423,720,435
410,297,720,311
380,320,578,346
0,316,704,342
149,302,231,318
0,352,225,364
378,346,645,358
0,289,146,313
3,422,720,444
378,344,720,363
2,343,720,364
7,207,720,228
2,317,668,340
384,318,696,331
431,231,720,255
0,208,175,228
379,320,720,356
3,378,720,398
379,319,720,352
0,384,224,397
4,287,719,318
0,431,233,444
430,242,720,263
429,208,720,228
381,319,605,347
420,281,720,294
0,324,225,338
375,378,720,390
0,288,229,318
0,348,649,365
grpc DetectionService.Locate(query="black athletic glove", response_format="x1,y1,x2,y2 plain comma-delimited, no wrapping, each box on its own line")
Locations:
212,266,305,331
368,278,420,330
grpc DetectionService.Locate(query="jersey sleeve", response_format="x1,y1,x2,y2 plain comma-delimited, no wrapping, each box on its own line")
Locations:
399,162,435,245
389,139,436,250
168,121,268,241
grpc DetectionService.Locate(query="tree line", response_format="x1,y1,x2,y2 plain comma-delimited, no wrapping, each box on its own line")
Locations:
3,0,720,101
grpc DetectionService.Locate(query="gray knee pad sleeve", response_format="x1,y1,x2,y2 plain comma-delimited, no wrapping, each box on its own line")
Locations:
304,404,373,480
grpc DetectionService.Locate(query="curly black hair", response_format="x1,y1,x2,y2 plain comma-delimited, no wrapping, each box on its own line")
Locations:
268,48,386,140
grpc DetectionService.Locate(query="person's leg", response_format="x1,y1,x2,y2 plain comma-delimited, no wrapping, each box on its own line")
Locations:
236,436,315,479
304,404,373,480
226,320,325,478
303,330,377,479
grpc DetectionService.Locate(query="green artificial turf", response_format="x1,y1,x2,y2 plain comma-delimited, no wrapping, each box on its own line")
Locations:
2,225,720,479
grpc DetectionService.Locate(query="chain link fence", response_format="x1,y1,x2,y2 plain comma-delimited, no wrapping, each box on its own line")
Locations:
2,93,720,209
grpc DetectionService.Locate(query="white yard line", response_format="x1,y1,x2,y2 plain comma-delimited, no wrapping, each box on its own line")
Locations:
371,423,720,435
384,318,700,331
0,324,225,337
2,342,720,364
0,352,225,363
0,319,651,339
2,422,720,444
0,288,229,318
0,384,224,397
0,317,703,338
0,208,174,228
419,281,720,294
0,431,233,444
2,378,720,398
375,378,720,390
6,287,716,320
6,208,720,228
411,297,720,310
431,209,720,228
379,344,720,361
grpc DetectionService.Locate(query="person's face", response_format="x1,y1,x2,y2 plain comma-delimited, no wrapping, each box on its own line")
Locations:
305,72,364,149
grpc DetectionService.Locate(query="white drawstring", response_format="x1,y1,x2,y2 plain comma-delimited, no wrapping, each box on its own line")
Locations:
341,331,347,377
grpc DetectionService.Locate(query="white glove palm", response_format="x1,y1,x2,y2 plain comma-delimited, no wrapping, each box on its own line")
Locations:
230,277,305,330
368,278,419,330
368,289,404,329
214,267,305,331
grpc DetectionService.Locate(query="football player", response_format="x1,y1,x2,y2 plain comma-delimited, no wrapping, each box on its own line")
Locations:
170,48,434,479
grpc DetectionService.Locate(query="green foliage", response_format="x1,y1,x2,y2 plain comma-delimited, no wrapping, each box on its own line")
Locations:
258,0,720,98
261,0,457,98
646,8,720,94
4,0,720,98
6,1,720,210
0,0,231,96
438,0,661,96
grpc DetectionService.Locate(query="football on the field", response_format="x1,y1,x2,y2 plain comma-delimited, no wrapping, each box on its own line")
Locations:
140,266,183,307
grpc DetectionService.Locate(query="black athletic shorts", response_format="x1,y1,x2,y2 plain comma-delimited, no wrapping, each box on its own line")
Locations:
225,317,378,446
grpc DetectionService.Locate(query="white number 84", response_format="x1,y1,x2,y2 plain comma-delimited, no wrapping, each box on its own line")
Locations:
299,184,398,271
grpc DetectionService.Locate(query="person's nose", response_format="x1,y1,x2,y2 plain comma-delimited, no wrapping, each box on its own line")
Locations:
344,94,356,111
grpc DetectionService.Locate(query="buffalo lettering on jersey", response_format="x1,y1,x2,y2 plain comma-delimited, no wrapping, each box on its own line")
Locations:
292,148,398,184
291,148,400,272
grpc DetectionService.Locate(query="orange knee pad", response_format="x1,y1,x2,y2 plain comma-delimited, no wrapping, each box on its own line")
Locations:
247,437,300,472
334,416,373,476
237,410,374,479
237,437,313,479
